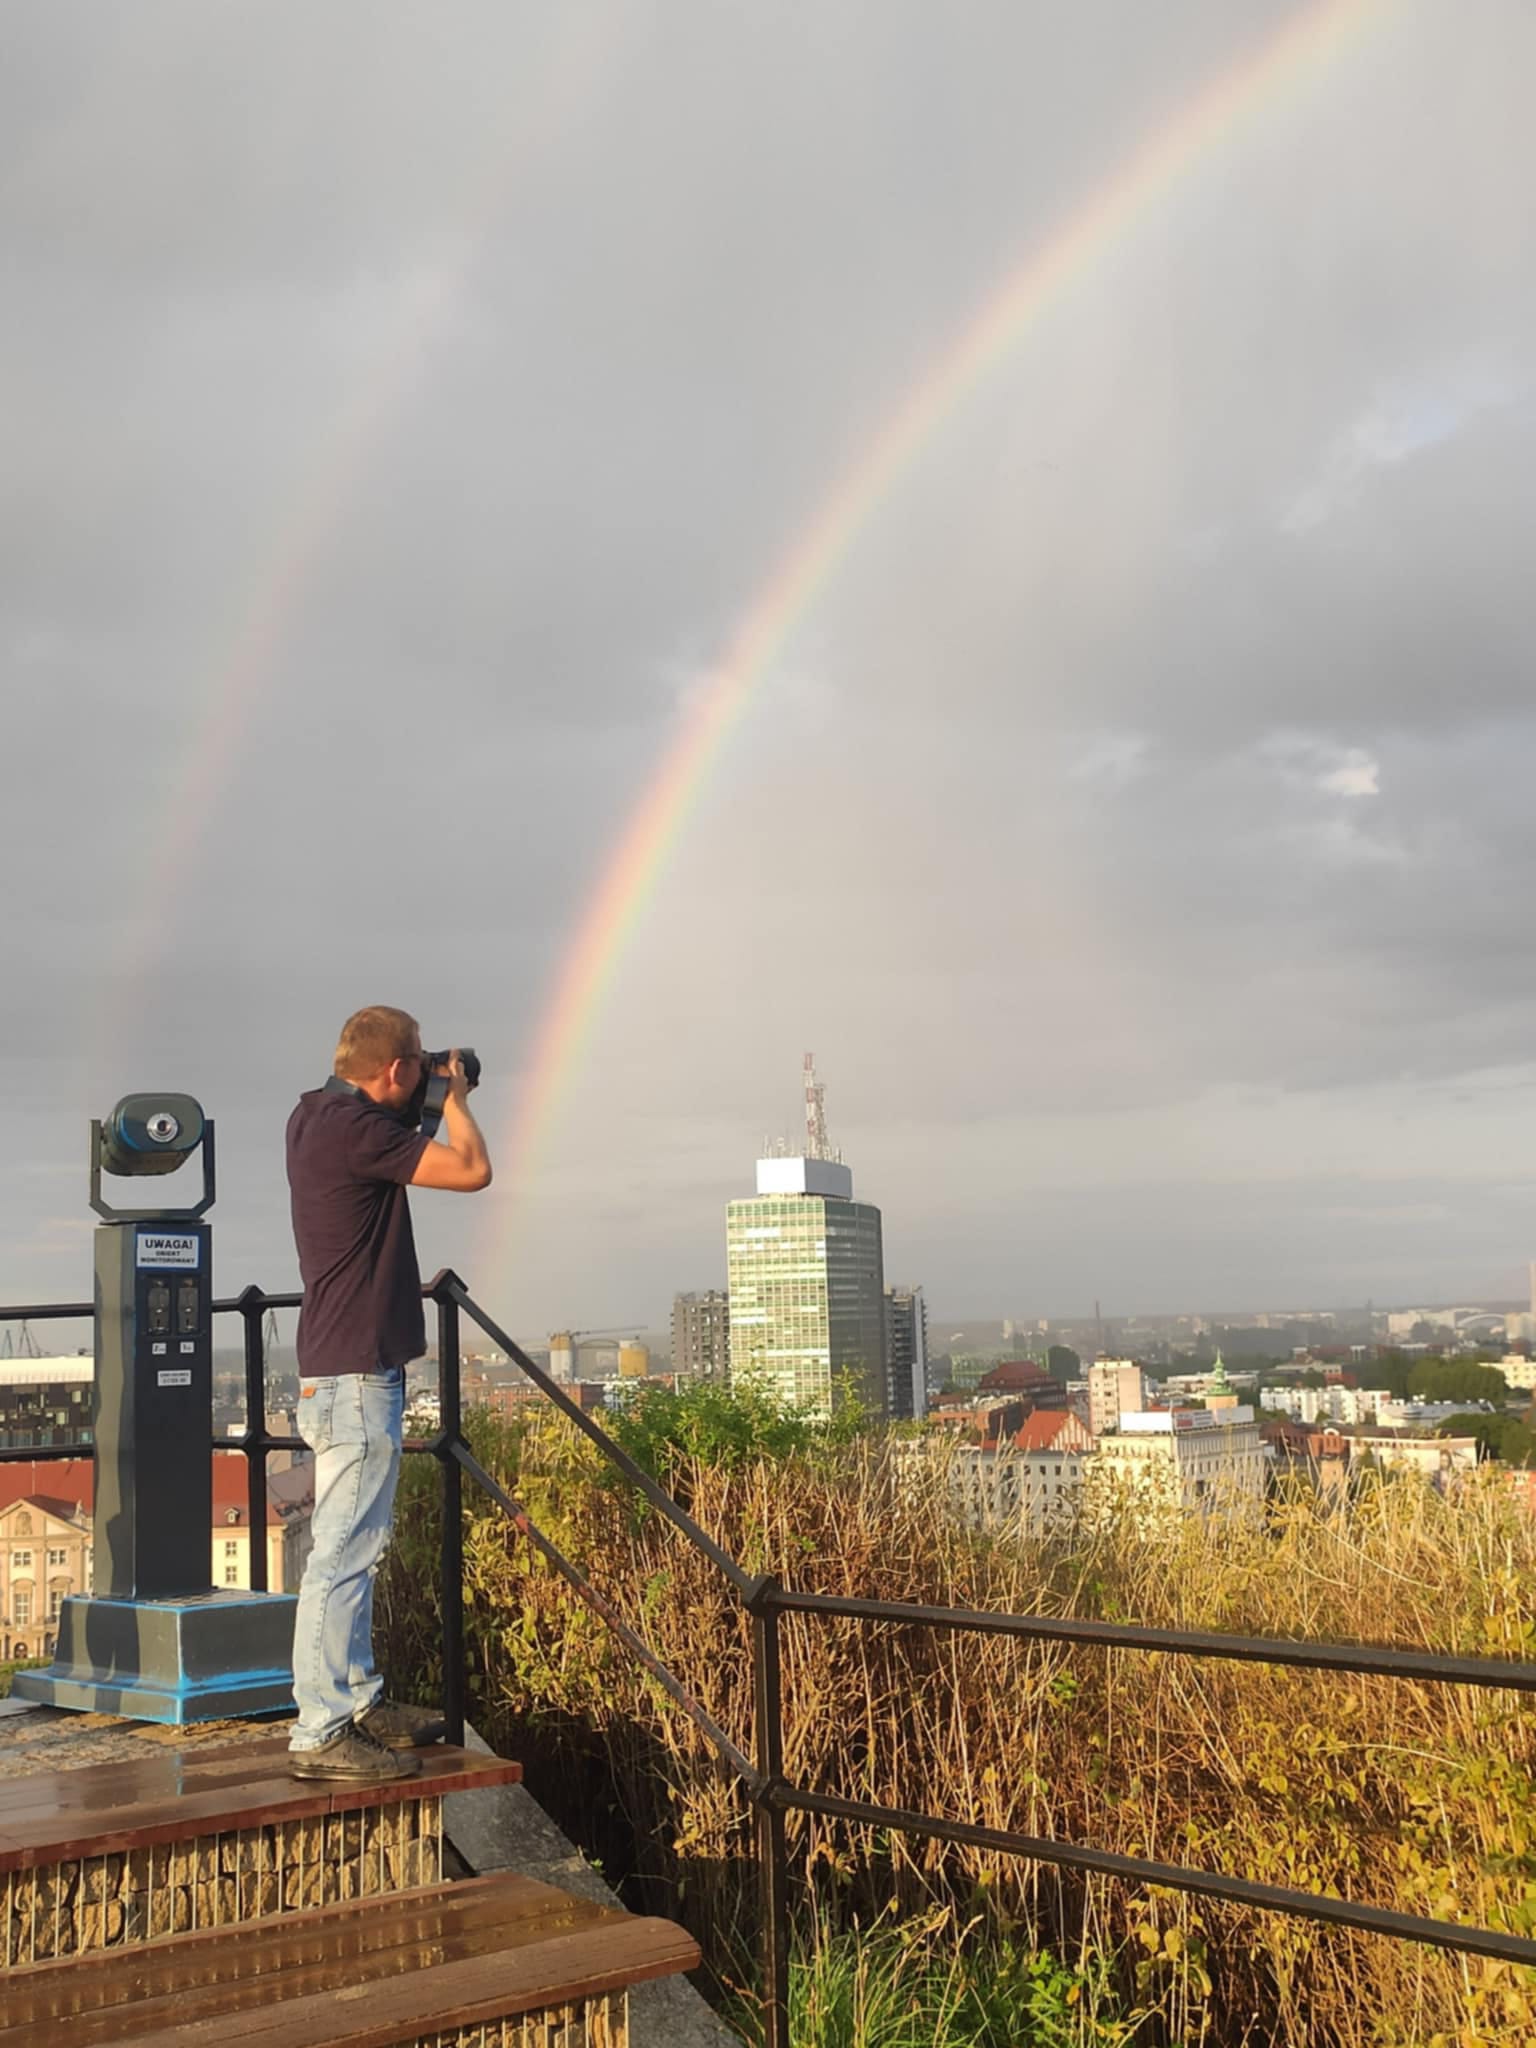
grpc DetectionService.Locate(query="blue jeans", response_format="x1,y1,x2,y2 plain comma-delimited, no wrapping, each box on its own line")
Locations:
288,1366,404,1749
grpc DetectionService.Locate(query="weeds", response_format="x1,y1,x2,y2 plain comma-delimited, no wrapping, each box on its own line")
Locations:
377,1393,1536,2045
724,1903,1139,2047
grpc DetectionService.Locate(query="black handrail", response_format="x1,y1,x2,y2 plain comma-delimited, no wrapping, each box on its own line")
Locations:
6,1280,1536,2048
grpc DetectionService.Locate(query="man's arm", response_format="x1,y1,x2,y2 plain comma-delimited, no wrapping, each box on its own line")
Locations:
410,1053,493,1191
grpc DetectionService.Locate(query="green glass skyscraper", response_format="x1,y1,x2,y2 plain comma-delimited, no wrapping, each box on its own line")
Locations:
726,1063,887,1419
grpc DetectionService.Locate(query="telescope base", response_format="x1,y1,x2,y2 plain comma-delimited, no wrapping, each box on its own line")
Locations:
13,1591,298,1725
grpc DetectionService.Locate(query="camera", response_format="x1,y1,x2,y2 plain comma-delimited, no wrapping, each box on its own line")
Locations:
406,1048,481,1139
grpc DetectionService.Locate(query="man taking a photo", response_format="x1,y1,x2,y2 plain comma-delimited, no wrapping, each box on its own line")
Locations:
285,1005,492,1781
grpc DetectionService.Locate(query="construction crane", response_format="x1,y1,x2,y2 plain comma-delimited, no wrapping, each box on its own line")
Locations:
549,1325,645,1350
546,1326,645,1383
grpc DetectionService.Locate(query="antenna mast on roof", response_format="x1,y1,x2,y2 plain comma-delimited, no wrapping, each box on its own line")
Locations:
804,1052,830,1161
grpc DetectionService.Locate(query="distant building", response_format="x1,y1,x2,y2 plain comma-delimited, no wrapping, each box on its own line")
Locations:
1500,1352,1536,1392
1201,1353,1242,1412
1374,1399,1497,1430
975,1359,1065,1408
1086,1407,1267,1525
210,1455,314,1594
617,1341,650,1379
547,1334,577,1385
1263,1417,1351,1493
0,1456,312,1661
726,1058,886,1419
0,1357,93,1451
1336,1424,1479,1483
883,1286,928,1420
671,1292,730,1381
945,1353,1000,1391
950,1411,1094,1538
475,1378,608,1417
1262,1384,1384,1427
1087,1360,1146,1436
0,1494,89,1661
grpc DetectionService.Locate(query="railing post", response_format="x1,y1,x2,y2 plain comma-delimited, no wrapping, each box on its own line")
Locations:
436,1283,466,1746
237,1286,270,1592
752,1583,791,2048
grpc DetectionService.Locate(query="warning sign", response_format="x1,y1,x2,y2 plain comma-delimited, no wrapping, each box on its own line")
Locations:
137,1233,199,1270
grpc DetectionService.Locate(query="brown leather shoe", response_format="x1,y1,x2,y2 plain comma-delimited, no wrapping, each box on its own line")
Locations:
355,1698,449,1749
289,1723,421,1781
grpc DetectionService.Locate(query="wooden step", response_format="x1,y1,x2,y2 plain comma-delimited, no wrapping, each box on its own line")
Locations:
0,1872,700,2048
1,1741,521,1965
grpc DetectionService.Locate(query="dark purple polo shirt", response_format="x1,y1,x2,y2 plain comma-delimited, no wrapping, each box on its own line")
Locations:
286,1086,432,1376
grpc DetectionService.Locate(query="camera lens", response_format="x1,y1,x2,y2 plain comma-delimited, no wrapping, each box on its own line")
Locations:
146,1112,181,1144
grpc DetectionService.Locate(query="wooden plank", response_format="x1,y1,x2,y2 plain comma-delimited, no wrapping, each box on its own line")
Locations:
0,1878,699,2048
0,1877,622,2043
0,1745,295,1823
73,1919,700,2048
0,1877,598,1989
0,1749,520,1873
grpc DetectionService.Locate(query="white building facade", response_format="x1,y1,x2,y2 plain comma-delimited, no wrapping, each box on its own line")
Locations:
1086,1407,1268,1525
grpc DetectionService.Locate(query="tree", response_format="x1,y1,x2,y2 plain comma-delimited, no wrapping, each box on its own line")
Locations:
1357,1351,1413,1398
1046,1345,1080,1384
1406,1358,1506,1405
1437,1412,1536,1467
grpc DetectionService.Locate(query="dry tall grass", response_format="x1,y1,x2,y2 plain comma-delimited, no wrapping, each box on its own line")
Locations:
380,1416,1536,2046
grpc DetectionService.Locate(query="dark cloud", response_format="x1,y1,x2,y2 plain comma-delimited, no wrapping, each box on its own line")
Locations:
4,1,1535,1327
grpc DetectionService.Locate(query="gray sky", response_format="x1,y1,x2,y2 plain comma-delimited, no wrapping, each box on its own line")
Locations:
4,1,1535,1339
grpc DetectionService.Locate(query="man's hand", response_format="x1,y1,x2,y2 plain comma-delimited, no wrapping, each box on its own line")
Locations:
410,1052,492,1192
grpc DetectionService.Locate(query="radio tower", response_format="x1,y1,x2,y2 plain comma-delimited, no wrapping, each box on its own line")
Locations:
804,1052,833,1161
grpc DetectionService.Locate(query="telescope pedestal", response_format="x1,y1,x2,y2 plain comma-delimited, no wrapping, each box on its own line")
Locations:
18,1201,301,1727
14,1591,297,1723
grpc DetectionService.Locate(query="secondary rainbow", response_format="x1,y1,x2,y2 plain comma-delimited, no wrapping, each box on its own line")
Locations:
483,0,1386,1264
93,11,625,1079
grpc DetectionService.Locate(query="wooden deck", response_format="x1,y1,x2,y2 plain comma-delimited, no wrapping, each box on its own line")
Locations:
0,1737,522,1966
0,1723,703,2046
0,1735,520,1872
0,1872,698,2048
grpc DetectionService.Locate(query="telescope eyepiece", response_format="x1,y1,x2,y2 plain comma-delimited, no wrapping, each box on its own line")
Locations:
99,1094,206,1177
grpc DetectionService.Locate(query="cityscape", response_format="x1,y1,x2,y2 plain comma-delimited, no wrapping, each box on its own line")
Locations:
5,3,1534,2038
7,1054,1535,1672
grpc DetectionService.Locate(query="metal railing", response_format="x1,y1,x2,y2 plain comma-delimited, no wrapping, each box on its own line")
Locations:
5,1276,1536,2046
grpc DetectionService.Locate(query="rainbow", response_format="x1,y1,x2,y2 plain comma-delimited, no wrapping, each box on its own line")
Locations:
480,0,1386,1276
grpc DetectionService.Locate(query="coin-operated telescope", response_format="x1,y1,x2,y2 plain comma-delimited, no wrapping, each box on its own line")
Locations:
16,1096,296,1722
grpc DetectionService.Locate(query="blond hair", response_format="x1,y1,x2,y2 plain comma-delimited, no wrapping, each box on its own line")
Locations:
333,1006,420,1081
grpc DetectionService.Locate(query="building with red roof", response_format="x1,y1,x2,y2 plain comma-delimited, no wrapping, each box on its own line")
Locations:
975,1359,1066,1407
0,1453,313,1661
